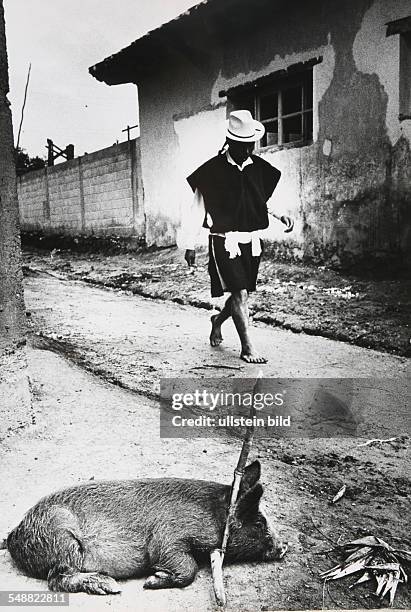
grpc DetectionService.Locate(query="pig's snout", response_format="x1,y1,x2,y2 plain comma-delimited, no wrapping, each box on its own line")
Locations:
263,538,288,561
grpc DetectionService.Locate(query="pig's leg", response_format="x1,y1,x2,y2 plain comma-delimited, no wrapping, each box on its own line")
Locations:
9,504,120,595
48,565,121,595
144,550,198,589
44,512,121,595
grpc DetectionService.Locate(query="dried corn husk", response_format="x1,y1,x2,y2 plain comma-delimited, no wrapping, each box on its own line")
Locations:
320,535,410,606
349,571,371,587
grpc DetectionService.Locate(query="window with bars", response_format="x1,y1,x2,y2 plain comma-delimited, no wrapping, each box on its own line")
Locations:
229,69,314,149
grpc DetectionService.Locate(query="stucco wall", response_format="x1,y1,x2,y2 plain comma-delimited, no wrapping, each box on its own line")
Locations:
0,0,31,440
137,0,411,267
18,139,144,238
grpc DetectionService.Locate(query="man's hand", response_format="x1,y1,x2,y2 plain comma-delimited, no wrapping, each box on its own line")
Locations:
185,249,196,267
280,215,294,233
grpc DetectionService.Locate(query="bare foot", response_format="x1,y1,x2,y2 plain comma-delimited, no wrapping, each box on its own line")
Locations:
240,350,268,364
210,314,223,347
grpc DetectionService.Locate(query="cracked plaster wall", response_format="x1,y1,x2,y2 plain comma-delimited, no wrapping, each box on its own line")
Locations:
138,0,410,267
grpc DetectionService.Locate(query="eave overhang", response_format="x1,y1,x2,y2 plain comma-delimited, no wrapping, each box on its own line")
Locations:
89,0,284,85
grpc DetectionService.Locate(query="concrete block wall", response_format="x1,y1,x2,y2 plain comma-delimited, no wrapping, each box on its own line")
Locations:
18,169,47,230
18,139,144,238
82,144,134,233
48,160,83,231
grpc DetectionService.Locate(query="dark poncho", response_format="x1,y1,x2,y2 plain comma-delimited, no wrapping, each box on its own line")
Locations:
186,154,281,233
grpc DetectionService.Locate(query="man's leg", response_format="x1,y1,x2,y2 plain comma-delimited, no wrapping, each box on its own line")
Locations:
231,290,267,363
210,296,232,346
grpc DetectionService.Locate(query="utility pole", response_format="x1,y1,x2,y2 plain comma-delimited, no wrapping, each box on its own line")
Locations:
121,124,139,142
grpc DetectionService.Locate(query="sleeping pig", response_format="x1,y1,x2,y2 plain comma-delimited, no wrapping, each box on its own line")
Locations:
3,460,287,594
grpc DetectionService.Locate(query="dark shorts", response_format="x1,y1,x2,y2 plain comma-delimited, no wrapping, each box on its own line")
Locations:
208,235,262,298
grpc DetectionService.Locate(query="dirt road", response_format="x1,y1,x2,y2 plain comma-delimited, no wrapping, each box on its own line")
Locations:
22,245,411,356
0,271,410,610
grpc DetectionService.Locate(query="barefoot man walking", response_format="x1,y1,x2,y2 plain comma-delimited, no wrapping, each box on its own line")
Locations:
181,110,293,364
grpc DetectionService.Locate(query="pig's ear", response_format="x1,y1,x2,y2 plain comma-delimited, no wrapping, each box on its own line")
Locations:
236,483,264,520
240,460,261,494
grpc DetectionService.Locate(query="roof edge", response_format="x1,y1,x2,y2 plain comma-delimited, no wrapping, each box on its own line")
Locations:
89,0,210,85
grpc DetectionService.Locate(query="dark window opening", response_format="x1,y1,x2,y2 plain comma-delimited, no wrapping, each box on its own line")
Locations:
229,69,314,149
386,17,411,120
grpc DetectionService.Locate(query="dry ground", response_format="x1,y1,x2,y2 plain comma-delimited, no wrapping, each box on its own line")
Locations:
0,268,409,610
22,245,411,357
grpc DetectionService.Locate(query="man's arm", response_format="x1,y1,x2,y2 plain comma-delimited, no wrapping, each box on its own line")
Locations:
177,188,205,266
266,195,294,233
260,160,294,233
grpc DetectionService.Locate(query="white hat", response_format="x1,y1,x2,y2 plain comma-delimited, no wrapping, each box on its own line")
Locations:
226,110,265,142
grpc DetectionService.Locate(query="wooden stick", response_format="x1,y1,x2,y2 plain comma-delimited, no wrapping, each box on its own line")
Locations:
210,549,225,606
211,371,263,607
16,63,31,150
268,210,281,221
